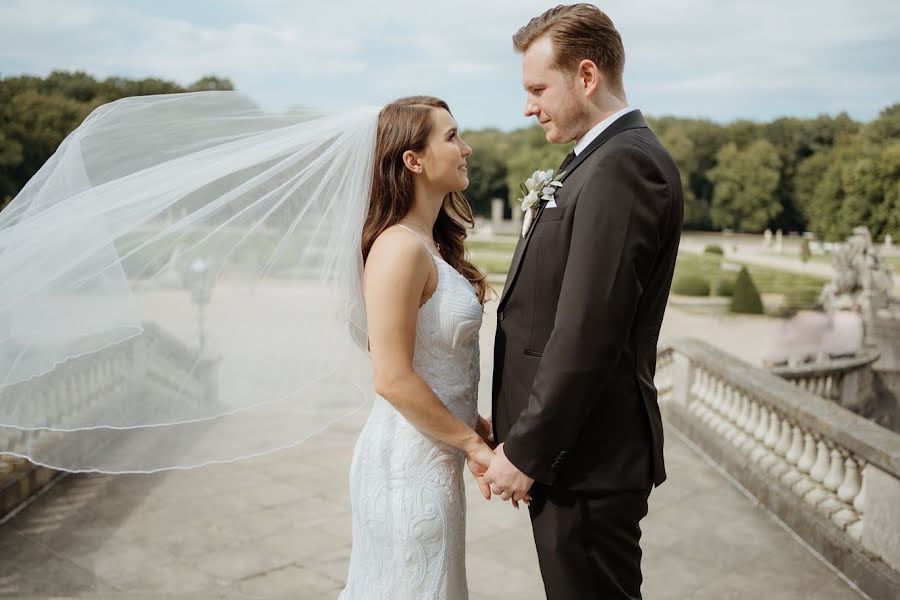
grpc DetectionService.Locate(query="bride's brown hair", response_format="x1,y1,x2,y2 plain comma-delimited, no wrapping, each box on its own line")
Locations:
362,96,488,304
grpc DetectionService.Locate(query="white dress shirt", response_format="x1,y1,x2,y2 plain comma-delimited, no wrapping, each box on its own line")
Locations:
573,106,639,156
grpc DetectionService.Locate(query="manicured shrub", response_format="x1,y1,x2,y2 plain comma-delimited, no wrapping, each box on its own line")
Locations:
713,277,735,297
730,267,764,314
672,275,711,296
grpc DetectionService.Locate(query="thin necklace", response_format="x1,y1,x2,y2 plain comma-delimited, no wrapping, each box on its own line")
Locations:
400,220,440,251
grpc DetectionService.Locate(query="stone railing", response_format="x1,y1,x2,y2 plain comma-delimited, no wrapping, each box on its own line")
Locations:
656,338,900,599
769,350,879,413
1,323,219,519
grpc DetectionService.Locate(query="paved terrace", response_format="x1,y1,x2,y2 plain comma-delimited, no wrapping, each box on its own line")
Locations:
0,300,867,599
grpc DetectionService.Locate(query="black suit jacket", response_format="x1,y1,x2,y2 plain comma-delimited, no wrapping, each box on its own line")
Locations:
492,110,683,491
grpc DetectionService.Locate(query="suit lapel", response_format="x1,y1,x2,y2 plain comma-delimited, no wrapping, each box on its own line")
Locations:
498,110,648,310
499,200,546,308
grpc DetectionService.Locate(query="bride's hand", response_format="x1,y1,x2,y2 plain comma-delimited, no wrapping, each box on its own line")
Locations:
475,414,495,449
465,442,495,501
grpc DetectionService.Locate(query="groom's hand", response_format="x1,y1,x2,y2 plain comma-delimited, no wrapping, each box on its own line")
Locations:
483,443,534,504
475,414,496,449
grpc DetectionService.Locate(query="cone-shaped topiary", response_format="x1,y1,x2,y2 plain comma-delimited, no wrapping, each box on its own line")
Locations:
730,266,764,314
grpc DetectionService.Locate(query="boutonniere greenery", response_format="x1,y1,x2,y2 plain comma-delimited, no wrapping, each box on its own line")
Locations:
518,169,566,238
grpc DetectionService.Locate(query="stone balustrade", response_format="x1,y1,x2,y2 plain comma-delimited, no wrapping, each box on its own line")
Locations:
656,338,900,599
769,350,879,416
1,323,218,519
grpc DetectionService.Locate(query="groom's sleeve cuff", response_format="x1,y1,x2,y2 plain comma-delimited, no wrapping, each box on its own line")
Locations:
503,436,566,486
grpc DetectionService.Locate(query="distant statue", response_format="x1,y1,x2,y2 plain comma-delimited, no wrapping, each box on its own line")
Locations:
885,233,894,252
819,226,894,314
762,309,863,366
775,229,784,253
763,228,773,248
762,226,892,366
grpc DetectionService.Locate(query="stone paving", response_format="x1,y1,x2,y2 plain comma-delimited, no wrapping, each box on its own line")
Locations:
0,296,868,599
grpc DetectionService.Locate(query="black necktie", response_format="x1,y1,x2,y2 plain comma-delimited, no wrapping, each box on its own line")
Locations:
559,151,576,172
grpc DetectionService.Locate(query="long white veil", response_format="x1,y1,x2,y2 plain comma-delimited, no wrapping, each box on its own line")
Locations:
0,91,379,472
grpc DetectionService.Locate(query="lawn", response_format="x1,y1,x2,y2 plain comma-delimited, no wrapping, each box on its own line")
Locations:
467,239,830,311
673,253,828,310
466,239,517,277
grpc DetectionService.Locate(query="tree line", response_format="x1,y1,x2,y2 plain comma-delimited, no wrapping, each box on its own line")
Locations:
0,70,234,204
467,105,899,241
1,71,896,241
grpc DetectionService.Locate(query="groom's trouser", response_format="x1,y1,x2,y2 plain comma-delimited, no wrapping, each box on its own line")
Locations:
528,485,651,600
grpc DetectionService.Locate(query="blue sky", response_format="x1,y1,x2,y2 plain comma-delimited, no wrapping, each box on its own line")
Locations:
1,0,898,130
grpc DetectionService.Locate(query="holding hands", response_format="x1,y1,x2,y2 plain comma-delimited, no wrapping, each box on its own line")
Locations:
466,415,534,509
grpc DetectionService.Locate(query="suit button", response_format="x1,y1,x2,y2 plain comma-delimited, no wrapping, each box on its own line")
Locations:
497,311,505,322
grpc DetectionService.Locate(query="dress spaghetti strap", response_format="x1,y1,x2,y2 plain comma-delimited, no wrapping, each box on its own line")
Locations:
397,224,439,257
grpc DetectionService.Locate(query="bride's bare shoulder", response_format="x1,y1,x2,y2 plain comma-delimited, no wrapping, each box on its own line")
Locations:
366,226,432,275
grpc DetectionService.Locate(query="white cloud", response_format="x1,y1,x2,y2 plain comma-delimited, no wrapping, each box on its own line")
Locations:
1,0,897,128
0,0,99,29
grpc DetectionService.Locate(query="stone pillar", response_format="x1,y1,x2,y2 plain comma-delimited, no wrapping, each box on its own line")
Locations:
511,202,522,226
672,351,694,408
763,228,773,248
860,463,900,572
885,234,893,252
775,229,784,254
491,198,504,228
838,367,875,415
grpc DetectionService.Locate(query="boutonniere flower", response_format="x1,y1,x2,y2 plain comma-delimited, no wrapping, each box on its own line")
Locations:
518,169,565,238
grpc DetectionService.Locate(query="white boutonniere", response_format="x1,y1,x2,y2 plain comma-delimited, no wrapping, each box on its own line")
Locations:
518,169,565,238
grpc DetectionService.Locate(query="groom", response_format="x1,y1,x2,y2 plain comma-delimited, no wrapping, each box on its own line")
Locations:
482,5,683,599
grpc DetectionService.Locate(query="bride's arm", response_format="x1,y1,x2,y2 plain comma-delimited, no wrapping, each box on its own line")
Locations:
365,230,494,489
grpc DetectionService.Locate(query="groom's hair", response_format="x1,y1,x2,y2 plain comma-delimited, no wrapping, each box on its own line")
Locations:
513,4,625,96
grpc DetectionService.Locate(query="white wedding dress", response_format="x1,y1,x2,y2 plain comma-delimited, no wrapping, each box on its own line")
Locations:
339,226,483,600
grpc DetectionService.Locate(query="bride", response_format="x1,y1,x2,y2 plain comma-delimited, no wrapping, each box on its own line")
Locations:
0,91,516,598
341,96,497,599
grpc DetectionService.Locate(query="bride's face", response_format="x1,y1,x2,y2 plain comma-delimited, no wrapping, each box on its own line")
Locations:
418,108,472,194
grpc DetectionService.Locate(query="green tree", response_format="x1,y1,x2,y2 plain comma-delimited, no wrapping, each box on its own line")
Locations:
0,129,23,201
806,105,900,240
875,143,900,238
658,124,709,228
793,150,832,224
3,89,89,189
650,116,726,230
862,103,900,145
708,140,782,232
188,76,235,91
0,71,235,200
463,129,508,216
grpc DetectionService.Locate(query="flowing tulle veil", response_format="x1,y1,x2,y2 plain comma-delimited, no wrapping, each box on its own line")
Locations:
0,91,381,472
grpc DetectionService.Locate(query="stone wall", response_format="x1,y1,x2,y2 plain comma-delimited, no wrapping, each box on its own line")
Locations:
657,339,900,599
0,323,219,521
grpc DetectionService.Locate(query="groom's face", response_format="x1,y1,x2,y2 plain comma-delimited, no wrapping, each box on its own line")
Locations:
521,36,585,144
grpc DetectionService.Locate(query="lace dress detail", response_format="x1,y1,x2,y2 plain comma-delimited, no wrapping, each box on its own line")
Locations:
339,228,483,600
